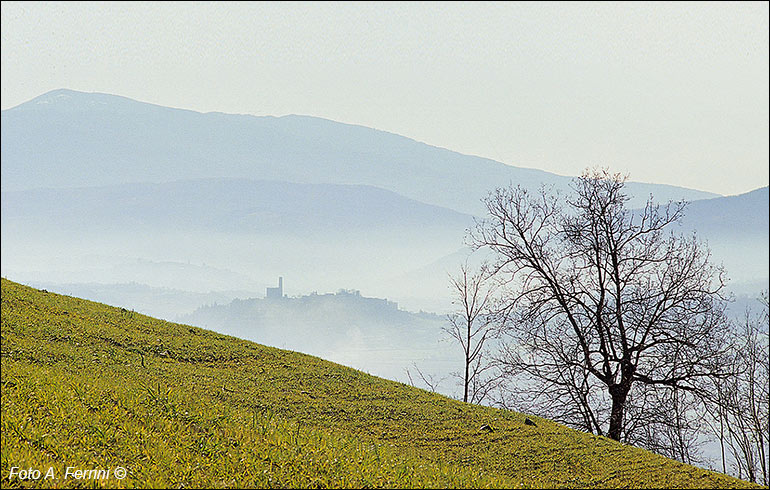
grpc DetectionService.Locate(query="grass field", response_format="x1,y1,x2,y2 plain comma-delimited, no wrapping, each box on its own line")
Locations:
0,278,761,488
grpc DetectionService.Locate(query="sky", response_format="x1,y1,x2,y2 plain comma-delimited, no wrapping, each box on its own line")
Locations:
1,1,768,196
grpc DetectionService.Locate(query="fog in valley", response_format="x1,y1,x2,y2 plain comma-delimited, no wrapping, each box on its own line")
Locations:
2,91,768,402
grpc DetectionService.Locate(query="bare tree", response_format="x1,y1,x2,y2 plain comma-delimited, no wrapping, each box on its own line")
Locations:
624,382,706,464
471,168,731,442
704,293,769,485
404,362,446,394
444,261,499,403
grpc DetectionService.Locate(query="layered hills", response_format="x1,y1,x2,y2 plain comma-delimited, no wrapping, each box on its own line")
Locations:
1,89,718,214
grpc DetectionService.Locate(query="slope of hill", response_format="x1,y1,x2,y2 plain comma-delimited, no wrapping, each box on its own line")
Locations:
0,255,267,300
0,279,758,488
20,281,259,322
0,89,718,214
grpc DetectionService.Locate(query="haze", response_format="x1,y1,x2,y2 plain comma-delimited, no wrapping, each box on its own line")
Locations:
2,1,768,196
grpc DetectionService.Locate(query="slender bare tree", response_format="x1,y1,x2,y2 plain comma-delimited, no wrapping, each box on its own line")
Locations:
624,382,706,464
444,261,499,403
471,168,731,442
704,293,769,485
404,362,446,394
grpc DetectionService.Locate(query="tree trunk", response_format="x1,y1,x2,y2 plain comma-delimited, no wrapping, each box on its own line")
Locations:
463,358,469,403
608,384,629,441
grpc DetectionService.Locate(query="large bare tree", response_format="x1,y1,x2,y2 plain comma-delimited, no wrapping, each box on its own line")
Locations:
471,168,731,442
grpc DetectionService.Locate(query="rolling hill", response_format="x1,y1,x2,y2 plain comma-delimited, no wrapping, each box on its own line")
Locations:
0,279,759,488
1,89,719,215
13,281,259,322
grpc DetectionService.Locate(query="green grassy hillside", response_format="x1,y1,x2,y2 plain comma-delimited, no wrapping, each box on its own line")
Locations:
0,278,760,488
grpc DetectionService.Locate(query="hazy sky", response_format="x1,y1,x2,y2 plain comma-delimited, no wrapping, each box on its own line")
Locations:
2,2,768,196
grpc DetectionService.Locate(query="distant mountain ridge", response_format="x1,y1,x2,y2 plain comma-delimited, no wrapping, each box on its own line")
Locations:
2,89,763,317
1,89,719,215
679,186,769,238
675,186,769,292
0,178,474,234
0,178,472,305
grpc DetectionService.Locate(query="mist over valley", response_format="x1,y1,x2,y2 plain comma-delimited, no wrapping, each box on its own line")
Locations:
2,90,768,397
